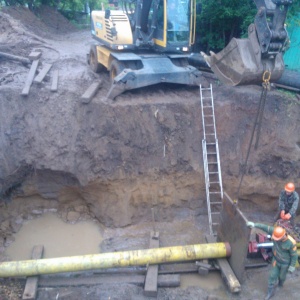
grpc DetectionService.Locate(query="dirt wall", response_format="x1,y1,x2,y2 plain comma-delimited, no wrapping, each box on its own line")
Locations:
0,7,300,229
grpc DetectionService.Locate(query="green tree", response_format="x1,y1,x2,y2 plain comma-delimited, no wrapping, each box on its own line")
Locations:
2,0,109,13
197,0,256,52
197,0,300,53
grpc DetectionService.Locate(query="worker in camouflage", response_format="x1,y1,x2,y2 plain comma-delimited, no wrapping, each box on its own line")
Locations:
247,222,298,300
274,182,299,226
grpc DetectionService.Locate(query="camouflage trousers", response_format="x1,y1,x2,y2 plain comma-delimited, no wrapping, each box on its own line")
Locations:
268,259,289,286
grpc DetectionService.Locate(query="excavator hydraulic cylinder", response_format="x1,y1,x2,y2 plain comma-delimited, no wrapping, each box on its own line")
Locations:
0,243,230,278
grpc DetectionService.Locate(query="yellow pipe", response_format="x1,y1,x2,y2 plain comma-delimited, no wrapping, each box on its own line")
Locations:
0,243,230,278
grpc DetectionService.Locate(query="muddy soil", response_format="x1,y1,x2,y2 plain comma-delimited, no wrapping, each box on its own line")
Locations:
0,5,300,300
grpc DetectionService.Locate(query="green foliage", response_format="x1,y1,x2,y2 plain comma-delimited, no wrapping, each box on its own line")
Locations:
287,0,300,21
196,0,300,53
2,0,109,13
196,0,256,52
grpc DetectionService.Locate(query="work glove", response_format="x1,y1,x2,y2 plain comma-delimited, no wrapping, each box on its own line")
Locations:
285,213,291,220
288,266,295,273
280,210,285,219
247,222,255,228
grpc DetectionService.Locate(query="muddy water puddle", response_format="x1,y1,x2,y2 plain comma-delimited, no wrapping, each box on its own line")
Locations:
5,214,103,260
181,273,230,299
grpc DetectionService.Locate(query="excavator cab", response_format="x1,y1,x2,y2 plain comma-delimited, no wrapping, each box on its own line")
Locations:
201,0,292,86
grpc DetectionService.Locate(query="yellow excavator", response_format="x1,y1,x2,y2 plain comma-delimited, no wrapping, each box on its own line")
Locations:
89,0,292,99
89,0,201,99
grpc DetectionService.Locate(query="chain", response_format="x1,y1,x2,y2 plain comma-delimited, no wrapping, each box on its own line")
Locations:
254,71,271,149
235,71,271,204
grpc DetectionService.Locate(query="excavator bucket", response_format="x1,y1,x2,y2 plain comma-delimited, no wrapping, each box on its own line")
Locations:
201,24,285,86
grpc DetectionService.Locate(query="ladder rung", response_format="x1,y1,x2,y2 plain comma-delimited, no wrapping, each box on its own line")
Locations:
204,115,213,117
212,223,219,226
210,181,220,184
209,172,219,174
206,144,216,146
203,105,212,108
209,192,221,194
208,162,218,164
205,133,215,136
211,212,221,215
200,88,212,90
211,202,222,204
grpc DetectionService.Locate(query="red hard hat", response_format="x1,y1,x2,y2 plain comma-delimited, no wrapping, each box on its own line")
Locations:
272,226,286,241
285,182,295,193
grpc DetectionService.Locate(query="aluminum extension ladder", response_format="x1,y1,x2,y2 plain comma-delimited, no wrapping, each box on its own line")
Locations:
200,84,224,236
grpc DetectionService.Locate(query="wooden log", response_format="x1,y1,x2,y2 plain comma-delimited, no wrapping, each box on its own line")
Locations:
81,80,102,103
205,235,241,293
38,274,180,287
22,245,44,300
144,231,160,297
34,63,52,84
50,70,59,92
21,59,39,96
0,51,31,65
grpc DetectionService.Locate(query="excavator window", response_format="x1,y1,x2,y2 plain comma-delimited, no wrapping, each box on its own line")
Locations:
167,0,189,43
153,0,192,51
155,0,164,40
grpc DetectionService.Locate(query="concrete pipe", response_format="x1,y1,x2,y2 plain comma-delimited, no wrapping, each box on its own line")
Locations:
0,243,231,278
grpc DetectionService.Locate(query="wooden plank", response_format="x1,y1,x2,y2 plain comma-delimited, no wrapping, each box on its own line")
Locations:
50,70,59,92
22,245,44,300
81,80,102,103
28,51,42,60
144,231,159,297
39,274,180,287
157,274,180,287
21,59,39,96
205,235,241,293
34,63,52,84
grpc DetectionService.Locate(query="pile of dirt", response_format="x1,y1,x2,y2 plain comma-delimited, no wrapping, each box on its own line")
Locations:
1,5,77,37
0,5,79,58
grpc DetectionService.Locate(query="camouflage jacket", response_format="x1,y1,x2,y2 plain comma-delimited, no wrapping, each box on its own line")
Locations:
255,223,298,266
279,190,299,216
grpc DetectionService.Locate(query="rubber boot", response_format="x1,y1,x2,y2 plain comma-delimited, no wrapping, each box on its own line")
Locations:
265,285,275,300
278,279,284,288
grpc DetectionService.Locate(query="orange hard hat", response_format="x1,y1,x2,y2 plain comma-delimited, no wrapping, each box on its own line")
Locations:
272,226,286,241
285,182,295,193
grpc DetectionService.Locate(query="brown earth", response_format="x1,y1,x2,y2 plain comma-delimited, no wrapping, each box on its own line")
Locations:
0,5,300,300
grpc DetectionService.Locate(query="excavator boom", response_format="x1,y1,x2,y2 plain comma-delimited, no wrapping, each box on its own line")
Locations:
201,0,293,86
